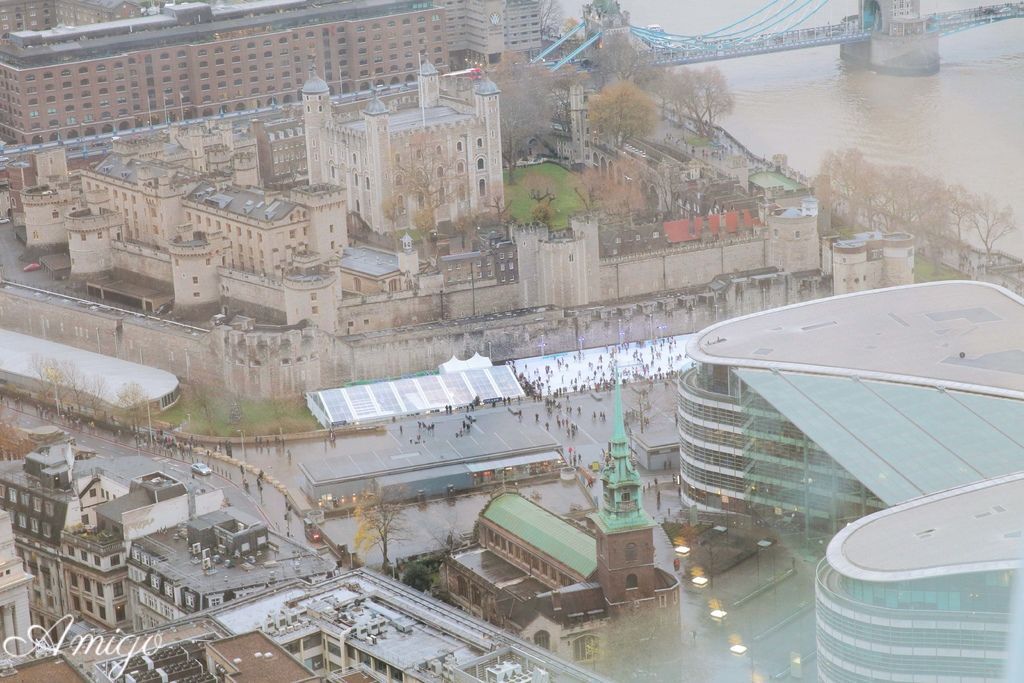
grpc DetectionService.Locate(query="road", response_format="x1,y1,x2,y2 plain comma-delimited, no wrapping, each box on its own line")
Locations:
3,402,279,530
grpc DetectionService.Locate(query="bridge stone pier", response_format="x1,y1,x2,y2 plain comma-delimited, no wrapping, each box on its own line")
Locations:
841,0,939,75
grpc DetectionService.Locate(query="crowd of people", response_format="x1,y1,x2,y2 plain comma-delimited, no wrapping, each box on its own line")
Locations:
509,335,692,398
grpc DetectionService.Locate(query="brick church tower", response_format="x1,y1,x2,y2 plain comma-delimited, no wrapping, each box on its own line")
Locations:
589,372,662,614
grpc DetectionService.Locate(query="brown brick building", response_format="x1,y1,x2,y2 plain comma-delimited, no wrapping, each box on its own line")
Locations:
0,0,143,36
0,0,449,143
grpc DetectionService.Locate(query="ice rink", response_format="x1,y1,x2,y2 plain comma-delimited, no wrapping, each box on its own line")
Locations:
508,334,695,396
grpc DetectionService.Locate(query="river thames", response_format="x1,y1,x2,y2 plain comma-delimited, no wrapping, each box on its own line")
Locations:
563,0,1024,256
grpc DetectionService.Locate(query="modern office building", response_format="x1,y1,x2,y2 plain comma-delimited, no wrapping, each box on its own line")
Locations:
441,0,542,66
677,281,1024,536
816,472,1023,682
0,0,449,143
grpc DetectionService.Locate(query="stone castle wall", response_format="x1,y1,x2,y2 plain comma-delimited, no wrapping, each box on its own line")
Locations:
598,238,767,301
111,242,173,283
0,269,828,398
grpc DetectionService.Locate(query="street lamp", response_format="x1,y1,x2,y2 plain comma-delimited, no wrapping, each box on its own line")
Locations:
756,538,773,582
578,336,584,353
237,429,246,459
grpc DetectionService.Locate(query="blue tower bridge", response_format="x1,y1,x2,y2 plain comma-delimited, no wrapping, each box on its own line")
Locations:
533,0,1024,76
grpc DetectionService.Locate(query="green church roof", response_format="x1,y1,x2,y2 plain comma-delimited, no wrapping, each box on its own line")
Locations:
481,493,597,577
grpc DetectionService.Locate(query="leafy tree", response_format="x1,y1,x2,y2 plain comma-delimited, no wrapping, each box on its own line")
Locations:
531,203,554,226
588,81,656,145
401,560,434,592
354,486,408,569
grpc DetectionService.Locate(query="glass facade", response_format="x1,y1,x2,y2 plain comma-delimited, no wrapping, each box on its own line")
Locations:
816,561,1012,682
677,363,884,532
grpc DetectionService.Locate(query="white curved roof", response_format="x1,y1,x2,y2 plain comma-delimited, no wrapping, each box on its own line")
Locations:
0,327,179,403
827,471,1024,583
439,353,492,375
687,281,1024,400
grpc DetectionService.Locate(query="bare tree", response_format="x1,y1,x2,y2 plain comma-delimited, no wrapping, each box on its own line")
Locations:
190,379,221,432
48,360,90,415
0,406,33,460
875,166,949,245
537,0,563,40
31,354,64,412
115,382,149,432
666,67,734,139
970,194,1017,260
491,60,555,180
83,375,109,418
588,81,656,145
354,486,408,568
396,131,458,232
573,157,647,221
819,148,885,229
948,184,979,244
593,34,655,87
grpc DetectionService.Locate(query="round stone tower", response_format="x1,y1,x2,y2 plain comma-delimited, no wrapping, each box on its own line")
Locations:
21,185,68,250
882,232,915,288
66,207,118,279
282,252,340,335
169,229,222,315
832,239,869,296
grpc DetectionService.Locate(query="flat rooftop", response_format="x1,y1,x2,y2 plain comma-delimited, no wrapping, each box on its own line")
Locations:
210,569,611,683
688,281,1024,398
341,104,472,134
339,245,400,278
301,410,558,484
828,471,1024,583
0,326,180,403
133,522,333,594
209,631,315,682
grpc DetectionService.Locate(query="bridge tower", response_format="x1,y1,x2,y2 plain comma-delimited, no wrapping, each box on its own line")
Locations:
842,0,939,75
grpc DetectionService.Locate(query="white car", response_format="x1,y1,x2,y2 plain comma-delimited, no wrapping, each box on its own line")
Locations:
190,462,213,476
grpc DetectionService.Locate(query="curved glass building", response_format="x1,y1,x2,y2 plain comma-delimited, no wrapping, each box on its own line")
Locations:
816,473,1021,682
677,281,1024,536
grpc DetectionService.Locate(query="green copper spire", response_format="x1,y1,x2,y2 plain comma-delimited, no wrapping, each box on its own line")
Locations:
591,364,654,533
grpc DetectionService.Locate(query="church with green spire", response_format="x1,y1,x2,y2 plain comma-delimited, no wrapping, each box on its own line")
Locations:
587,370,670,614
592,373,656,535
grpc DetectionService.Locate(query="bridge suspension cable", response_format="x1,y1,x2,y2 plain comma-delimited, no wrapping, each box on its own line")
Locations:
630,0,831,48
703,0,797,36
705,0,811,40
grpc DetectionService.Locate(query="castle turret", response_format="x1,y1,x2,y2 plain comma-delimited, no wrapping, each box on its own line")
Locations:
290,184,348,256
22,184,71,250
514,217,599,309
66,208,118,279
882,232,915,288
397,232,418,276
361,90,390,233
473,77,502,213
302,65,331,186
232,149,259,188
169,228,223,315
766,197,820,274
417,59,439,108
282,251,340,335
